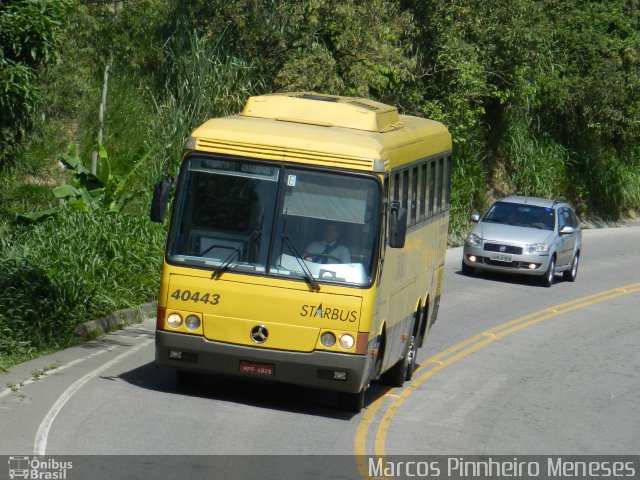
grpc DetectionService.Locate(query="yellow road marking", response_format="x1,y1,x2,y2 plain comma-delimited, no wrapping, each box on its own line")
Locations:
354,281,640,471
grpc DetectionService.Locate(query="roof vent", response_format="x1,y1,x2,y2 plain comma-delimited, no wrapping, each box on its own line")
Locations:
241,92,402,132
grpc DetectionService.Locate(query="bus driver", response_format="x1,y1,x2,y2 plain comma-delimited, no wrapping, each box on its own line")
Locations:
303,223,351,264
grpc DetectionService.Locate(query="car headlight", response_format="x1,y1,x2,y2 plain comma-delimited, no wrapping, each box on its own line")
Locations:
526,243,550,254
466,233,482,247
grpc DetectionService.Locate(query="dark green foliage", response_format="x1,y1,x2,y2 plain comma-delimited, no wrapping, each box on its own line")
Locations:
0,0,72,167
151,29,267,177
0,209,165,358
165,0,419,103
0,261,71,357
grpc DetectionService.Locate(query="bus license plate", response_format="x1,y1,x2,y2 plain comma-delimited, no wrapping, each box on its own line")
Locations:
490,253,513,262
239,361,274,377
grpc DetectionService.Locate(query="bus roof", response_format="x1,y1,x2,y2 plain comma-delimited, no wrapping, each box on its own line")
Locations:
189,93,451,172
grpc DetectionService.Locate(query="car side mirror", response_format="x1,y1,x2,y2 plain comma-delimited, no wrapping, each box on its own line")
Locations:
469,213,480,223
150,180,173,223
559,225,575,235
389,204,407,248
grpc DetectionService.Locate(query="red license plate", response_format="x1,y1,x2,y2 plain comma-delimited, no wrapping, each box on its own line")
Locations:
239,361,274,377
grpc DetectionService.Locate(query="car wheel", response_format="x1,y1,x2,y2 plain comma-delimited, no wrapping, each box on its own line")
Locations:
540,257,556,287
563,253,579,282
461,260,475,275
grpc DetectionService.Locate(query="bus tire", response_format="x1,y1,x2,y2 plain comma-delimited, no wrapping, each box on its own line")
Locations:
381,355,408,388
339,389,366,413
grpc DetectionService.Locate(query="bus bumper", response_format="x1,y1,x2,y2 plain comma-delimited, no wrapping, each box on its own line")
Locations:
155,330,370,394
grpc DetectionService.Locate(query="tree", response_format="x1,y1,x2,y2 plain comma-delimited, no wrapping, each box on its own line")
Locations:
535,0,640,148
272,0,419,105
0,0,71,167
165,0,420,105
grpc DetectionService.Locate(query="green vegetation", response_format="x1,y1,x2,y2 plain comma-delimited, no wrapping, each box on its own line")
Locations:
0,209,164,368
1,0,639,367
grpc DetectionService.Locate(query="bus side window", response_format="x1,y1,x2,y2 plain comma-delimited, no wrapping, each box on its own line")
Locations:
436,157,444,212
419,162,427,221
410,166,418,225
445,156,452,210
383,174,391,250
401,169,409,212
428,160,436,216
393,172,400,204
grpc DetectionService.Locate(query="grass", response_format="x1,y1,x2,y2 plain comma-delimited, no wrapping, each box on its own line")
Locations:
448,132,490,244
580,148,640,219
0,208,165,365
498,109,570,200
149,29,267,178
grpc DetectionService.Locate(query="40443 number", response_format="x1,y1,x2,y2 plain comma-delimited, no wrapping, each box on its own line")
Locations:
170,289,220,305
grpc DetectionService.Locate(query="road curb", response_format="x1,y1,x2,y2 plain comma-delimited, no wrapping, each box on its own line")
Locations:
73,302,157,340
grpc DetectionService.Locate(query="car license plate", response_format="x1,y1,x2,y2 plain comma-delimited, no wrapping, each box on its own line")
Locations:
239,361,274,377
490,253,513,262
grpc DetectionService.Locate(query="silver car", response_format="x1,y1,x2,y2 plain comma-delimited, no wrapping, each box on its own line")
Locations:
462,196,582,286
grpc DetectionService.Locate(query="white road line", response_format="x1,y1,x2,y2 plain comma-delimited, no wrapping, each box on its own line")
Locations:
0,346,119,399
34,338,153,455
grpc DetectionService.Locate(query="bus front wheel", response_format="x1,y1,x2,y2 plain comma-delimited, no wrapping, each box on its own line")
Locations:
339,389,366,413
381,355,408,388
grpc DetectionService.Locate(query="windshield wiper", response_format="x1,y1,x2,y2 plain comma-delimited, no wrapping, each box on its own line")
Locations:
281,235,320,291
212,229,261,279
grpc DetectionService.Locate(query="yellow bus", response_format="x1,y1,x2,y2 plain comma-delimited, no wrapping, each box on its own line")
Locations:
150,92,452,412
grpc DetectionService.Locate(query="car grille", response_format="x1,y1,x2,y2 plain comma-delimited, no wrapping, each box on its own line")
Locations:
484,243,523,255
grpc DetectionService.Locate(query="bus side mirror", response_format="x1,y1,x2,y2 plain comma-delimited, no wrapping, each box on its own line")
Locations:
150,180,172,223
389,205,407,248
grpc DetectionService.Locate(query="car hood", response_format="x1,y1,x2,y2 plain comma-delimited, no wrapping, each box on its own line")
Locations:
473,223,554,245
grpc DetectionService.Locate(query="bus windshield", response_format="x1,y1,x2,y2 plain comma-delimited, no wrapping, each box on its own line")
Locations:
167,156,381,286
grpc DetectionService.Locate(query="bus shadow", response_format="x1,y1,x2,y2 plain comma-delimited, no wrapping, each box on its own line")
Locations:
119,361,393,419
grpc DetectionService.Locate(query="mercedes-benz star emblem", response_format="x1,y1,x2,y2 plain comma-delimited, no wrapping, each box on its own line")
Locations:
250,325,269,344
499,245,506,252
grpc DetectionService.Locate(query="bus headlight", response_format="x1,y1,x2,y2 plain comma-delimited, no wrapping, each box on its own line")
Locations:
339,334,355,350
185,315,201,331
167,313,183,328
320,332,336,347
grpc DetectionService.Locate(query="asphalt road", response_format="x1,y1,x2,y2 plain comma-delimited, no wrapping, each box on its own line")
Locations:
1,224,638,478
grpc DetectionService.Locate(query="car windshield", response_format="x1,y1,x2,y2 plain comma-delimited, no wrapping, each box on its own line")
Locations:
482,201,555,230
167,156,381,287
